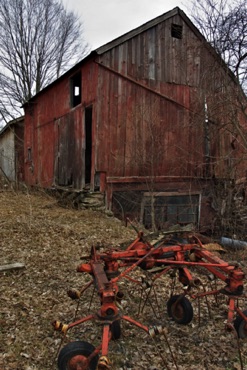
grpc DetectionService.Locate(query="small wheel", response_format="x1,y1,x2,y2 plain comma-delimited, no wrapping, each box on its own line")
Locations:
57,341,98,370
167,294,193,325
234,309,247,338
110,319,121,340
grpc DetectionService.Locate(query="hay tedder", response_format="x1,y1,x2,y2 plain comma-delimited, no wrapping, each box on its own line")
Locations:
52,228,247,369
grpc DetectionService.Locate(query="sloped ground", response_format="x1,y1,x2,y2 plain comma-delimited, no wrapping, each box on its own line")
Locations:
1,189,247,370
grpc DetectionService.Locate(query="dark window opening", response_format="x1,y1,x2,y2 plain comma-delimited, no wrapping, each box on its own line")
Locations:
85,106,92,184
171,24,183,39
27,147,32,162
143,194,199,230
70,72,81,107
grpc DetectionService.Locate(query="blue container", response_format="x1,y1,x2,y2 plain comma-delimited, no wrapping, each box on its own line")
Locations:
220,237,247,249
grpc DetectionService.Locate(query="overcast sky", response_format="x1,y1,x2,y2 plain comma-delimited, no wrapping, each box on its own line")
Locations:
63,0,187,49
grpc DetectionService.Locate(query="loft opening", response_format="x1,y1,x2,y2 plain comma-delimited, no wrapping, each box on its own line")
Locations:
70,72,81,107
171,24,183,39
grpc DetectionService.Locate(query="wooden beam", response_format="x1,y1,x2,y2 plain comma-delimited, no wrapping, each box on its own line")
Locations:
0,263,25,272
96,61,190,111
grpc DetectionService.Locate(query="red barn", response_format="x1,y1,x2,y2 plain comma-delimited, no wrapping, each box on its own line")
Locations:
23,7,247,231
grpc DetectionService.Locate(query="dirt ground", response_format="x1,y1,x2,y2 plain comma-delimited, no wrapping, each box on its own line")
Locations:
1,189,247,370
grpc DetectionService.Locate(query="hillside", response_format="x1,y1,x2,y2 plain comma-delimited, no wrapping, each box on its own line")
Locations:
1,189,247,370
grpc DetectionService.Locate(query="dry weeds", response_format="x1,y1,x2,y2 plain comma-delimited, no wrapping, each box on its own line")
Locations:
1,189,247,370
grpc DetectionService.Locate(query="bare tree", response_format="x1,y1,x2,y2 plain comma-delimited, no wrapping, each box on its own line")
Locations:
188,0,247,91
0,0,90,126
186,0,247,237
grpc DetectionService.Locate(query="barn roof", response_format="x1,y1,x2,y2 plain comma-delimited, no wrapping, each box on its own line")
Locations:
96,7,206,54
23,6,233,105
0,116,24,137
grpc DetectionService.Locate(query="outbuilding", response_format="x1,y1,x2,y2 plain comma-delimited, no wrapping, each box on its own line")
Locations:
23,7,247,231
0,117,24,187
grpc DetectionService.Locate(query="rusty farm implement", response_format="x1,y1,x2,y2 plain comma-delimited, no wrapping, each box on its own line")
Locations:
52,230,247,369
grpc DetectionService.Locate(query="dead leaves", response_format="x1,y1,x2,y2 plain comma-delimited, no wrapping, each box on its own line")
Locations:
1,190,247,369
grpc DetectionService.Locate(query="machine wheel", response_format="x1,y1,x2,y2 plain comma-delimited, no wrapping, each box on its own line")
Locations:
110,319,121,340
57,341,98,370
234,309,247,338
167,294,193,325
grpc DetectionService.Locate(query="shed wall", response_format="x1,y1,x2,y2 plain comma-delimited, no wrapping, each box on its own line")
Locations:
0,130,15,181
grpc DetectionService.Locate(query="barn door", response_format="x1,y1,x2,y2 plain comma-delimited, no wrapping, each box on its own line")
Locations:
55,109,92,189
56,114,75,186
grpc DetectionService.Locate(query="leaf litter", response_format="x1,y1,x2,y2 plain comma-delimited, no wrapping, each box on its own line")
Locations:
1,189,247,369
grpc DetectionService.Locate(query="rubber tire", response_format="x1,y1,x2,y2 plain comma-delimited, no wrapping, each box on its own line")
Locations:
110,319,121,340
234,309,247,338
167,294,193,325
57,341,98,370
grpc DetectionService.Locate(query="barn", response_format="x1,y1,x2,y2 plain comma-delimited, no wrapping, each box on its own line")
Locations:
23,7,247,232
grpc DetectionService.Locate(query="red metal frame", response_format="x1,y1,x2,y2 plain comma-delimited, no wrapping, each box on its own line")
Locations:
53,231,247,369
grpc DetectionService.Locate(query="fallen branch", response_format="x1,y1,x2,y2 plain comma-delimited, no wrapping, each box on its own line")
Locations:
0,262,25,272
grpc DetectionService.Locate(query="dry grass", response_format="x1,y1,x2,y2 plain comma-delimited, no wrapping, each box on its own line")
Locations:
1,189,247,370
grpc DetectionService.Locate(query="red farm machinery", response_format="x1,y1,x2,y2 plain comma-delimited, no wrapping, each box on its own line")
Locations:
52,229,247,370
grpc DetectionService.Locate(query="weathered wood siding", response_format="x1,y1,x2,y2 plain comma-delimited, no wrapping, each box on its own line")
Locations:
95,13,205,180
0,129,15,181
0,119,24,183
94,12,246,183
24,60,98,188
